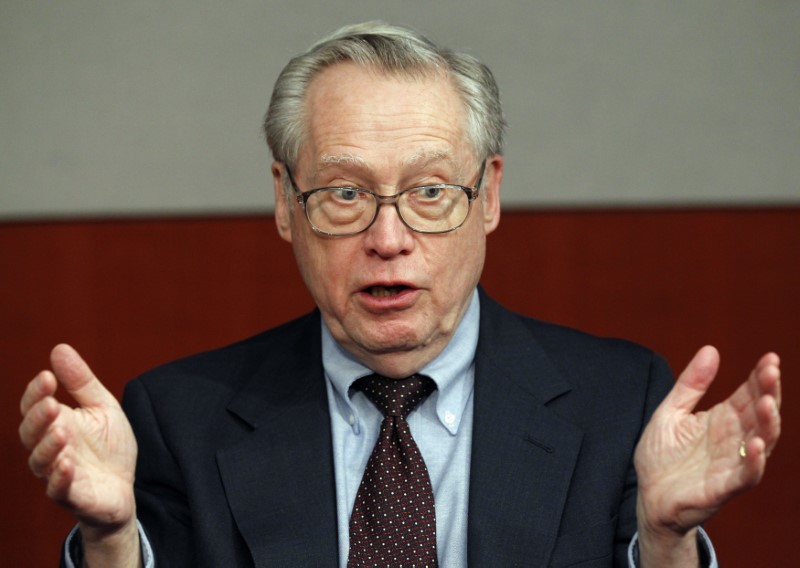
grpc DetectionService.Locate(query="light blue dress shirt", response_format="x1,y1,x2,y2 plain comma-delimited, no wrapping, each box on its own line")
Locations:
323,289,480,568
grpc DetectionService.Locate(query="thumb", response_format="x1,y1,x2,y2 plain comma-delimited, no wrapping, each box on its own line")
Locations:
50,344,118,409
661,345,720,416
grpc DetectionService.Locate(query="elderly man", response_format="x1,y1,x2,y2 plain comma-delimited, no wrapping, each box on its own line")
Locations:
19,22,781,567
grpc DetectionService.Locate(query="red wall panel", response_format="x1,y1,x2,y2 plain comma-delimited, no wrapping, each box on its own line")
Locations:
2,209,797,566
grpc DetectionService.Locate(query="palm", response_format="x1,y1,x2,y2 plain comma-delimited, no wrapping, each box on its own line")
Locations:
634,346,781,533
57,401,137,526
20,344,138,529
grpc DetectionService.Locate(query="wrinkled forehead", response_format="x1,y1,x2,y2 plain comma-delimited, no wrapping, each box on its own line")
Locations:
300,62,473,165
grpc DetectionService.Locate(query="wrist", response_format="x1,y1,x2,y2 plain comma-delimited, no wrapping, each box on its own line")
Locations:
636,497,700,567
79,515,141,568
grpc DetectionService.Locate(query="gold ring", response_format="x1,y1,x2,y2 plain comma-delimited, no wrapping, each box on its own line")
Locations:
739,440,747,459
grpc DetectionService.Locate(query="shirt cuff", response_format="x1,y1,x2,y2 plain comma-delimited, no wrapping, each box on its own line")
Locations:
64,520,155,568
627,526,717,568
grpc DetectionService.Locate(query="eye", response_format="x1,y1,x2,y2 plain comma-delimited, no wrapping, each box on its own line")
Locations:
420,186,442,199
332,188,360,202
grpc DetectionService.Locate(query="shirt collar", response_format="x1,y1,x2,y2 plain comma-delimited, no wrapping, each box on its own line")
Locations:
323,288,480,435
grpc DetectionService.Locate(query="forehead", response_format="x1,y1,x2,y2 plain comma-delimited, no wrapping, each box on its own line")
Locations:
300,63,471,173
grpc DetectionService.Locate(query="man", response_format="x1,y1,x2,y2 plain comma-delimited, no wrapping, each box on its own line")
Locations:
19,22,781,567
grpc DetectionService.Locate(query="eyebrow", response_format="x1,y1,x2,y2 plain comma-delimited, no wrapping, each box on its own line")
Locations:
318,153,367,168
401,148,454,167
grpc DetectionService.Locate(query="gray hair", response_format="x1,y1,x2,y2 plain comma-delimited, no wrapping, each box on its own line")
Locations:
263,21,505,169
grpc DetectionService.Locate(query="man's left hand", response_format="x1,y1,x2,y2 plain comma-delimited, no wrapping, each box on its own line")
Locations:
634,346,781,564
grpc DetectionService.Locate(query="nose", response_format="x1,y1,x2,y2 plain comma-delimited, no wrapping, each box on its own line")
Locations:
361,202,415,258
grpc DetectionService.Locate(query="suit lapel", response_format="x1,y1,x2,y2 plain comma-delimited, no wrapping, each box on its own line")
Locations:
468,293,584,566
210,296,584,566
216,312,339,567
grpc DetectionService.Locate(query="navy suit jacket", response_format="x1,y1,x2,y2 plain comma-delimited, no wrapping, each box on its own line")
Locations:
122,292,673,567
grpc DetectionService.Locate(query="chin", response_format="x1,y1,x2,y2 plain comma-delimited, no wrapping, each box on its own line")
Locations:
355,325,429,355
360,335,422,355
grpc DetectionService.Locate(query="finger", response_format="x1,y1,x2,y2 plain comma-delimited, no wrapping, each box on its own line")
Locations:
46,453,76,504
728,352,781,414
755,394,781,455
20,370,57,416
738,436,768,490
756,351,780,369
50,344,118,409
19,396,60,451
757,353,781,410
28,423,68,480
661,345,720,415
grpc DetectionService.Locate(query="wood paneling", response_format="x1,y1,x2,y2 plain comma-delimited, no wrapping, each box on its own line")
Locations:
2,209,796,566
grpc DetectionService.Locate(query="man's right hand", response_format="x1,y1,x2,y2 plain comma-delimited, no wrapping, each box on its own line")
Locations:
19,344,141,566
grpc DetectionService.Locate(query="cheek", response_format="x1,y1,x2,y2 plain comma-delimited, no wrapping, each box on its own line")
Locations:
293,236,353,303
449,247,485,287
428,230,486,290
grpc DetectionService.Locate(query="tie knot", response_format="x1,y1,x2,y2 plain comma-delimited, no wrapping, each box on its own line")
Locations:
354,374,436,418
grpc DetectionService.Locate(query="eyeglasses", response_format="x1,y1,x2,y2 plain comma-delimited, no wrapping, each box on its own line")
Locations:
284,161,486,237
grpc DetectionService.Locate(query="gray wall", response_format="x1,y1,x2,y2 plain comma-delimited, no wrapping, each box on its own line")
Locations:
2,1,798,219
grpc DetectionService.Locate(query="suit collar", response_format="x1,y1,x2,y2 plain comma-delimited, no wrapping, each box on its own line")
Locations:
475,289,572,404
225,311,323,428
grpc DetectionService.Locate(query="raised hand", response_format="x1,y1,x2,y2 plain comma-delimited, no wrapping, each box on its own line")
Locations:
634,346,782,564
19,344,141,564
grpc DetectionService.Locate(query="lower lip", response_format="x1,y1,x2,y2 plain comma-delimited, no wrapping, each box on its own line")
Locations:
357,288,421,312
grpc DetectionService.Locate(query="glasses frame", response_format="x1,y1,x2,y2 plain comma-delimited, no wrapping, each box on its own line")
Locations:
284,160,487,237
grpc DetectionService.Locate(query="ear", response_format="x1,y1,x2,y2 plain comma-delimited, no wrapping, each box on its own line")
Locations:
272,162,293,243
481,154,503,235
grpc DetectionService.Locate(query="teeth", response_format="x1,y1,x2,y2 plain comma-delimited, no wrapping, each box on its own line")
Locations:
369,286,404,297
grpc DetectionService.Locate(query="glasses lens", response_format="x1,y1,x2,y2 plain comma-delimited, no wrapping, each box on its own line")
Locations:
399,186,470,233
304,185,471,235
305,188,375,234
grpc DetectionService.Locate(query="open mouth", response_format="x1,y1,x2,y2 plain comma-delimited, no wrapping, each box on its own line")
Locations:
364,285,411,298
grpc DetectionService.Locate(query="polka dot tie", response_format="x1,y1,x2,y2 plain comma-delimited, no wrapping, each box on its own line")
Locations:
347,374,438,567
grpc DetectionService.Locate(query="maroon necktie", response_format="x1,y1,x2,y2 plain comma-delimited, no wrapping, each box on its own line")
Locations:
347,374,438,567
